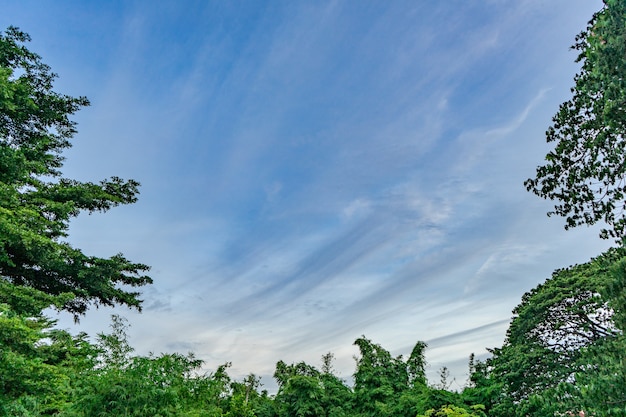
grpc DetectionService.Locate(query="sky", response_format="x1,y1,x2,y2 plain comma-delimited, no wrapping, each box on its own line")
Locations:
1,0,611,391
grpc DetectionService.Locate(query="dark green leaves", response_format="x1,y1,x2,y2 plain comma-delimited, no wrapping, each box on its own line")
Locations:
525,1,626,242
486,248,626,416
0,27,151,316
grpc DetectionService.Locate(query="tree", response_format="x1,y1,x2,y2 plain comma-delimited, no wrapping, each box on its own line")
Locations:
273,357,352,417
0,26,151,316
487,248,626,416
461,354,499,415
226,374,265,417
274,360,321,389
275,375,326,417
64,315,232,417
0,283,97,416
407,341,427,388
573,254,626,415
352,337,408,416
525,0,626,242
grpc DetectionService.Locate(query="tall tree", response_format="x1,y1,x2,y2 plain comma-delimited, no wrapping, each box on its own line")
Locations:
525,0,626,242
407,341,427,388
487,248,626,416
352,337,408,416
273,357,352,417
574,254,626,414
0,27,151,316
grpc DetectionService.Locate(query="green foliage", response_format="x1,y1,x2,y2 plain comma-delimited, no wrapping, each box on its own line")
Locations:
461,355,499,416
417,404,486,417
0,303,486,417
407,341,428,388
516,2,626,413
225,374,265,417
525,0,626,241
0,26,151,316
351,337,469,417
572,255,626,415
276,375,326,417
274,360,321,389
486,248,626,416
0,305,67,416
63,316,232,417
352,336,409,416
0,286,96,416
96,314,135,370
273,355,352,417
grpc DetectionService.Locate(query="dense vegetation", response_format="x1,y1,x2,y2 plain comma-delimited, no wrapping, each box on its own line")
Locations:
2,0,626,416
526,0,626,243
2,249,625,416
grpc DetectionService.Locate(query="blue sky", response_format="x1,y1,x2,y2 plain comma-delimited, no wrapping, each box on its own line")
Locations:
2,0,610,390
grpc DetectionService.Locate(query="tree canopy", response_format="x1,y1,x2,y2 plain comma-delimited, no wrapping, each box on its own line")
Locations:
481,248,626,416
525,0,626,242
0,26,151,316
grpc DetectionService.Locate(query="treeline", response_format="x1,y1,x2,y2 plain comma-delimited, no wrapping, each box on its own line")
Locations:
0,292,480,416
3,246,626,416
